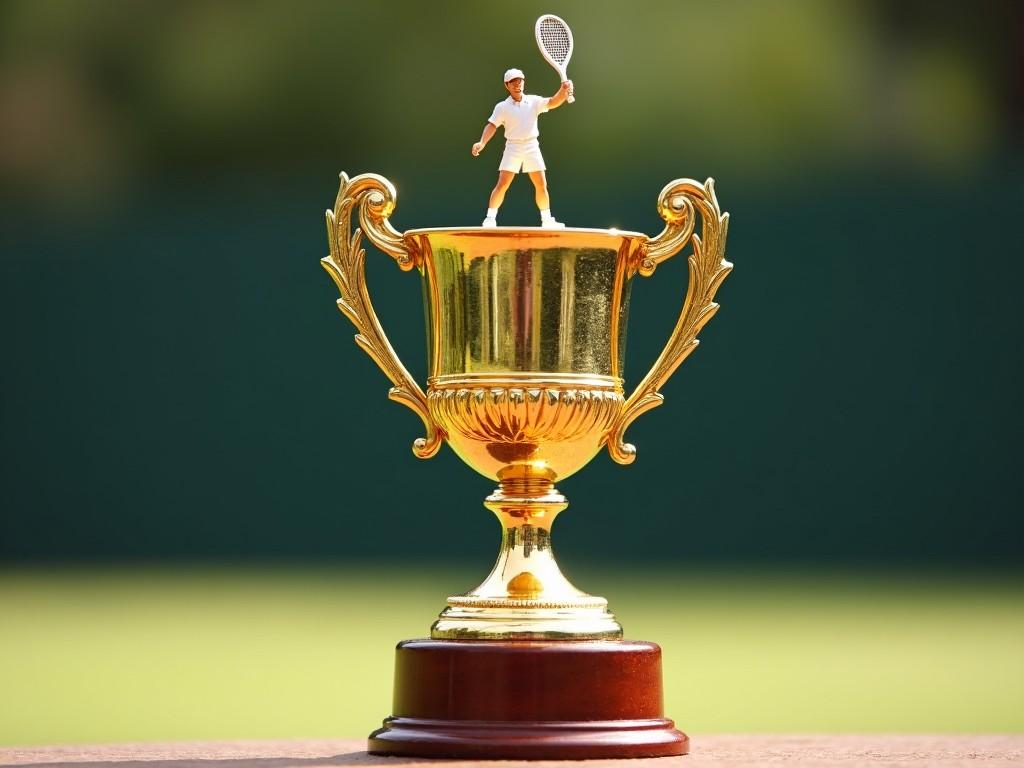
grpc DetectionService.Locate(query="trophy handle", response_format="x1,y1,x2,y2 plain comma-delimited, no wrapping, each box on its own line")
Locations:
606,178,732,465
321,172,442,459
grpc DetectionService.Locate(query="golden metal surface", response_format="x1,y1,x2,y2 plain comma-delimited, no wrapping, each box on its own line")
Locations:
607,178,733,464
428,374,623,482
431,480,622,640
409,228,643,380
322,172,731,639
321,173,441,458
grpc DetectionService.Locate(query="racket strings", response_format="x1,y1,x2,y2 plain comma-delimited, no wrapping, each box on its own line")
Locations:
538,19,571,64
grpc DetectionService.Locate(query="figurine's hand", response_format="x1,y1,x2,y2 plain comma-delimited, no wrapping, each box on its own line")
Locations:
472,142,485,157
561,80,574,97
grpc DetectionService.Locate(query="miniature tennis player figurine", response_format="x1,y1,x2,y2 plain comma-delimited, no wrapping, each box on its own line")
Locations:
472,68,574,228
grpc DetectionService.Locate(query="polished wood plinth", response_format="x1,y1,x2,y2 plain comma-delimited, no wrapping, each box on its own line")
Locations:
368,639,688,759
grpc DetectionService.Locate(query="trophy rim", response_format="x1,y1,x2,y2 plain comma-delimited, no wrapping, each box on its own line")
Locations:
405,225,647,238
428,372,624,388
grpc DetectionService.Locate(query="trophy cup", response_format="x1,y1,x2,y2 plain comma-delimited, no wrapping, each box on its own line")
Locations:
322,172,731,759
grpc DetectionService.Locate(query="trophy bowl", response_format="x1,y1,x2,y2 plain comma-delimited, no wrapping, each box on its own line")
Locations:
322,171,731,758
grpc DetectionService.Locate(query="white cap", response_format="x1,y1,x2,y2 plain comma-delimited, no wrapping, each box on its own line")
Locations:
503,68,525,82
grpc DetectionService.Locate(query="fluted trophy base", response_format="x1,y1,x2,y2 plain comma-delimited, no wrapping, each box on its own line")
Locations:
368,639,688,760
429,478,624,640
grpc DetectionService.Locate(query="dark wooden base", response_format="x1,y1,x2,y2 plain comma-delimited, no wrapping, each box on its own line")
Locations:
368,639,688,759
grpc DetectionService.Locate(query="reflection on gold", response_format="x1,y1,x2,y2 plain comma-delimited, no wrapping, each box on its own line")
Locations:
411,229,643,380
323,173,731,639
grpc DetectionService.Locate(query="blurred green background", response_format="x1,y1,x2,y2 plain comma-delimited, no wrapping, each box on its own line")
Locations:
1,0,1022,746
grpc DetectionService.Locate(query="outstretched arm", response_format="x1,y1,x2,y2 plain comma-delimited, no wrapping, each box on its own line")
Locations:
471,123,498,156
546,80,574,110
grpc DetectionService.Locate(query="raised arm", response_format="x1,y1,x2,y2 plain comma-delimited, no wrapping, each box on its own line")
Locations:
471,122,498,156
546,80,574,111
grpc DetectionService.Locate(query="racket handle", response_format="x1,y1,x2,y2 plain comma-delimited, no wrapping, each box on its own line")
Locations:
564,79,575,104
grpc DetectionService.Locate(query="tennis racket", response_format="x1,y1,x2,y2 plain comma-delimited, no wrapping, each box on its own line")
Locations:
535,14,575,103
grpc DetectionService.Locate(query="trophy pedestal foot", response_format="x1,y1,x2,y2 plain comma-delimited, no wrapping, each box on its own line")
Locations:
367,639,688,759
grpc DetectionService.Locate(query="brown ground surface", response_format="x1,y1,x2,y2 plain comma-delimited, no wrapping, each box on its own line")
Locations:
2,737,1023,768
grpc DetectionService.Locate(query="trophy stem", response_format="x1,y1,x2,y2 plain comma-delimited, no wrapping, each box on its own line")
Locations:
431,469,623,640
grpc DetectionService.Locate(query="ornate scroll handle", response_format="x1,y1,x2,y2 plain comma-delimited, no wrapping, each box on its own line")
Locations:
321,172,441,459
606,178,732,465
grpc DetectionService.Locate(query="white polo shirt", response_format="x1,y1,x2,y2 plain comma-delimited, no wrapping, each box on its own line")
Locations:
487,95,551,142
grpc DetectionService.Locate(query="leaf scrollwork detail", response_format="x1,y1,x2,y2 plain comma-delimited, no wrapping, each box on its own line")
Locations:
607,177,733,464
321,172,442,459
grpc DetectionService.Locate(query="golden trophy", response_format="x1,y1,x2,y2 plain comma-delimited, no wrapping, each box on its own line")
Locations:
323,172,731,759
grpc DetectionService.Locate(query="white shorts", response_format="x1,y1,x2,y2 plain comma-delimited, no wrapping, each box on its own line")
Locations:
499,139,546,173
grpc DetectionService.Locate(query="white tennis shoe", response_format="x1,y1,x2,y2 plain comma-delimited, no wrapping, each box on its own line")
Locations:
482,217,497,228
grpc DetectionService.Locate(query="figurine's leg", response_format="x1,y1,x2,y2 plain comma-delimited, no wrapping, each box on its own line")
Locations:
489,171,516,209
529,171,564,228
484,171,516,227
527,171,550,211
